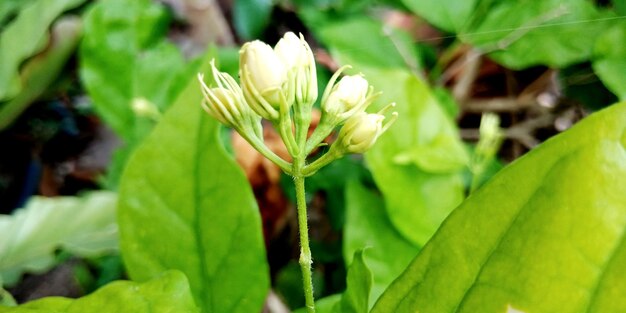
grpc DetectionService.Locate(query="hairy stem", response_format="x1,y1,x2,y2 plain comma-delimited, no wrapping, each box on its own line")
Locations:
294,174,315,312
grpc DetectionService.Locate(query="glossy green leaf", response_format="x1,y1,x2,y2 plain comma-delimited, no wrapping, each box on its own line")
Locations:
0,0,85,101
593,21,626,100
464,0,607,69
0,17,81,131
0,192,118,287
372,102,626,313
233,0,272,40
364,68,467,246
118,56,269,313
0,271,199,312
344,181,418,305
334,249,372,313
80,0,194,141
401,0,478,33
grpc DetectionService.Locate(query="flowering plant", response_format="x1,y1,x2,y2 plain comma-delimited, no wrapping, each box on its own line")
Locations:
198,32,397,312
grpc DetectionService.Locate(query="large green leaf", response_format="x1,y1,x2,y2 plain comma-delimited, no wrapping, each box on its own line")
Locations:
593,21,626,100
118,57,269,313
0,0,85,101
80,0,194,141
372,102,626,312
0,17,81,130
344,181,418,305
364,68,467,246
464,0,607,69
0,192,118,287
0,271,199,312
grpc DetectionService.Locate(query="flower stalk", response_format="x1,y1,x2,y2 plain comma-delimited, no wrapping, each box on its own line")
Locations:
197,32,398,312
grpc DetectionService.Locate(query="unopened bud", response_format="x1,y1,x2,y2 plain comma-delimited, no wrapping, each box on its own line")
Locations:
337,113,382,153
198,60,259,128
275,32,307,71
131,97,160,120
240,41,288,120
322,74,374,125
334,103,397,154
275,32,318,105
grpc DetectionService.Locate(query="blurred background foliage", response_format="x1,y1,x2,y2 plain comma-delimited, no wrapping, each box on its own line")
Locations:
0,0,625,311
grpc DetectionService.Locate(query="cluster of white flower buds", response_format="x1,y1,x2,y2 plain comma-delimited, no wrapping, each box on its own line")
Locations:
198,32,397,176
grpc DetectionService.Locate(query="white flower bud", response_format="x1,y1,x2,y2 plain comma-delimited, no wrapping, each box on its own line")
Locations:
198,60,260,128
275,32,306,70
275,32,318,105
322,75,369,122
240,41,288,120
334,103,398,154
337,113,383,154
200,86,238,126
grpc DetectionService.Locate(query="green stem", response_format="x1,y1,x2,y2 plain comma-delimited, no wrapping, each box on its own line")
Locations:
294,175,315,313
241,131,292,174
302,147,341,177
304,123,333,156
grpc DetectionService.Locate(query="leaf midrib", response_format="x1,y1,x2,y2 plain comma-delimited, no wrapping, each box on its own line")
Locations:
192,113,210,311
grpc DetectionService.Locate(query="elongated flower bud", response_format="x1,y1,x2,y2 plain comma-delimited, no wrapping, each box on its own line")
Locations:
325,75,367,112
334,103,398,154
275,32,305,71
240,41,288,120
337,113,382,153
198,60,260,129
275,32,318,105
321,73,378,126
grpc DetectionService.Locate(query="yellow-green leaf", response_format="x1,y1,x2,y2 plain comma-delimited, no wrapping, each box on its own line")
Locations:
372,102,626,312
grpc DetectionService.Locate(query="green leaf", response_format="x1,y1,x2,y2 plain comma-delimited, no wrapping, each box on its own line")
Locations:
79,0,194,141
0,0,35,28
0,271,199,312
0,192,118,287
401,0,478,33
233,0,272,40
0,17,81,131
118,55,269,313
614,0,626,15
80,0,198,187
313,16,421,71
372,102,626,312
593,21,626,100
364,68,467,246
344,181,419,305
0,0,85,101
334,249,372,313
464,0,607,69
0,286,16,307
